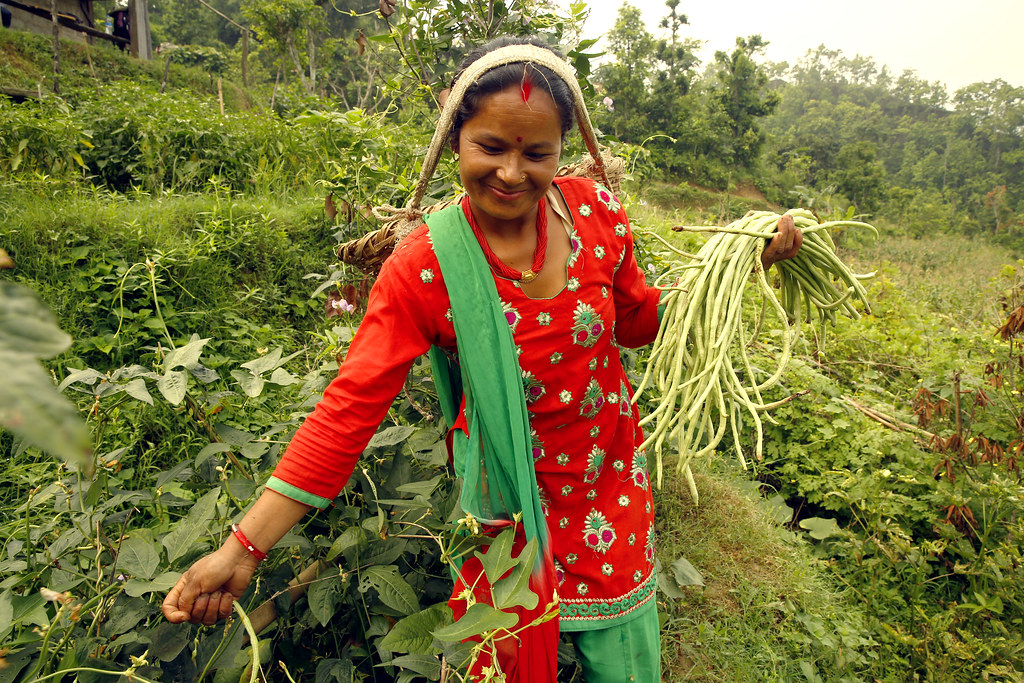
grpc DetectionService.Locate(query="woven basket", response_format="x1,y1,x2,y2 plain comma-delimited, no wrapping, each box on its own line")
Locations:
335,45,626,274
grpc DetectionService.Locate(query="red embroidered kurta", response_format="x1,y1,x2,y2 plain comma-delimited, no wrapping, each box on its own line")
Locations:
269,176,661,630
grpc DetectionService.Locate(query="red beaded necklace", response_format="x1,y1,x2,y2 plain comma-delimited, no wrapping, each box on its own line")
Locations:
462,195,548,284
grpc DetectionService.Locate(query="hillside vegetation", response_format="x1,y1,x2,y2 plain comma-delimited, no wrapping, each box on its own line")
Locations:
2,5,1024,682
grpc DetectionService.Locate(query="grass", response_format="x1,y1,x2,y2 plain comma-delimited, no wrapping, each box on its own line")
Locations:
0,30,222,101
656,466,869,682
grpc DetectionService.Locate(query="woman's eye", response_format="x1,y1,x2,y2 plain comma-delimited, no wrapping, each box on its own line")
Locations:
526,153,550,161
481,145,502,154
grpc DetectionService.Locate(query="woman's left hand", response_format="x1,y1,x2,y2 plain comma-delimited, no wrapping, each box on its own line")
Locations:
761,214,802,271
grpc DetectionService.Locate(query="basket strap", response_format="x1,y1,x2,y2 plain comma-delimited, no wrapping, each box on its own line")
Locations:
408,43,610,213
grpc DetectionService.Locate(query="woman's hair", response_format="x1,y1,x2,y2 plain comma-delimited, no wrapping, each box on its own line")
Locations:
448,36,576,149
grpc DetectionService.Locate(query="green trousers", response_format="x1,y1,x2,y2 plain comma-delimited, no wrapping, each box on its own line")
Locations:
565,600,662,683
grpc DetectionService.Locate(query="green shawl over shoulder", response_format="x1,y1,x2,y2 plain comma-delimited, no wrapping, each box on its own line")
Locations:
425,203,549,553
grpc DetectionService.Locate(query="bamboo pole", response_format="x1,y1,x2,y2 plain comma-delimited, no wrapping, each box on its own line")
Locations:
241,30,249,88
217,77,224,115
160,54,172,93
50,0,59,94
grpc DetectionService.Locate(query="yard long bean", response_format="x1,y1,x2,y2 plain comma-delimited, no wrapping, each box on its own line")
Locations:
634,210,876,502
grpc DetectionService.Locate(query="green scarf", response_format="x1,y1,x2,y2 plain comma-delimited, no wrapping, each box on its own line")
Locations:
425,203,549,553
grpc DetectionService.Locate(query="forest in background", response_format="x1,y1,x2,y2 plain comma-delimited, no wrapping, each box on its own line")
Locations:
2,1,1024,682
126,0,1024,242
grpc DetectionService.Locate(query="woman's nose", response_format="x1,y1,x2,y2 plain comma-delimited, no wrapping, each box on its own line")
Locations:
496,156,523,185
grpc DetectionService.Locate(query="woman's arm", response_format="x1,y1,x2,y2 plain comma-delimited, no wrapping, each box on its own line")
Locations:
161,489,309,625
161,228,446,625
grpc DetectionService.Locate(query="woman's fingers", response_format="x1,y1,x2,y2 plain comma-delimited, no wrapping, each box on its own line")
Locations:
761,215,802,270
162,572,194,623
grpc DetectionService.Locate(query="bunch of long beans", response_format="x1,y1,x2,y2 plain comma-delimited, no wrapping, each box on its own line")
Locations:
633,209,876,503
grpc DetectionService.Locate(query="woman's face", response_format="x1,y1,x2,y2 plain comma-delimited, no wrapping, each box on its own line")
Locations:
456,84,563,230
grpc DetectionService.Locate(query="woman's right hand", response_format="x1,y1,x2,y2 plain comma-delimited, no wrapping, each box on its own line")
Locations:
161,540,260,625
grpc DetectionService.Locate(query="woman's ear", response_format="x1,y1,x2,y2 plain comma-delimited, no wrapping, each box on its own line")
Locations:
438,88,451,109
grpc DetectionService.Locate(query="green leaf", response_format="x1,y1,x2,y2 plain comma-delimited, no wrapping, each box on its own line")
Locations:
308,570,349,627
123,571,180,597
799,517,841,540
157,369,188,405
368,425,416,449
360,565,419,615
268,367,299,386
162,487,221,563
144,621,191,662
326,526,367,562
58,367,106,392
765,494,794,525
0,590,13,642
433,602,517,642
476,527,516,584
0,280,71,359
117,535,160,580
231,368,265,398
195,442,233,467
395,475,441,499
121,378,154,404
377,603,452,655
163,335,211,370
241,347,301,375
670,556,704,587
0,349,91,468
492,537,538,610
315,658,355,683
385,654,441,678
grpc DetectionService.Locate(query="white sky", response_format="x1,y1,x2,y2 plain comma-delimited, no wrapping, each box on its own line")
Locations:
570,0,1024,93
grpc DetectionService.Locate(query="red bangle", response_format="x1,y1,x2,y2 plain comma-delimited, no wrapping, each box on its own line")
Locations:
231,523,267,562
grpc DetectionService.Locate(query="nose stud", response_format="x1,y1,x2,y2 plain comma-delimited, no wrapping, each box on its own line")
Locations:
521,173,527,181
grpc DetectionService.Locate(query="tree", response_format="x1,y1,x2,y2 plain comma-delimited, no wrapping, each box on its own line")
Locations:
711,35,780,168
830,141,887,212
243,0,324,94
594,3,656,143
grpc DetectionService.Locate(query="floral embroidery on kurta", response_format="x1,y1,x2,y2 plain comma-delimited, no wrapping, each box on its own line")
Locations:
579,378,605,418
595,185,621,213
582,509,616,553
522,370,545,405
567,229,584,267
631,451,650,490
501,300,521,331
530,427,545,461
571,302,604,348
644,524,656,564
583,445,605,484
420,268,434,283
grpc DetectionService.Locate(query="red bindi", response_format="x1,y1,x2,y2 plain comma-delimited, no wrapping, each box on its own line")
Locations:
521,79,532,102
517,136,523,142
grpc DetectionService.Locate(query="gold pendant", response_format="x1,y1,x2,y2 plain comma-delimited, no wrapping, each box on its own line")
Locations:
520,269,537,283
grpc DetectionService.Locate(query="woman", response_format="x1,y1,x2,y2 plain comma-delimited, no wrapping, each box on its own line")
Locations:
162,36,801,682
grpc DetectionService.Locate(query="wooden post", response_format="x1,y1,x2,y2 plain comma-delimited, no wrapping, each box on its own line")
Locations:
84,38,95,79
241,30,249,89
160,54,172,93
50,0,59,94
128,0,152,60
217,78,224,116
